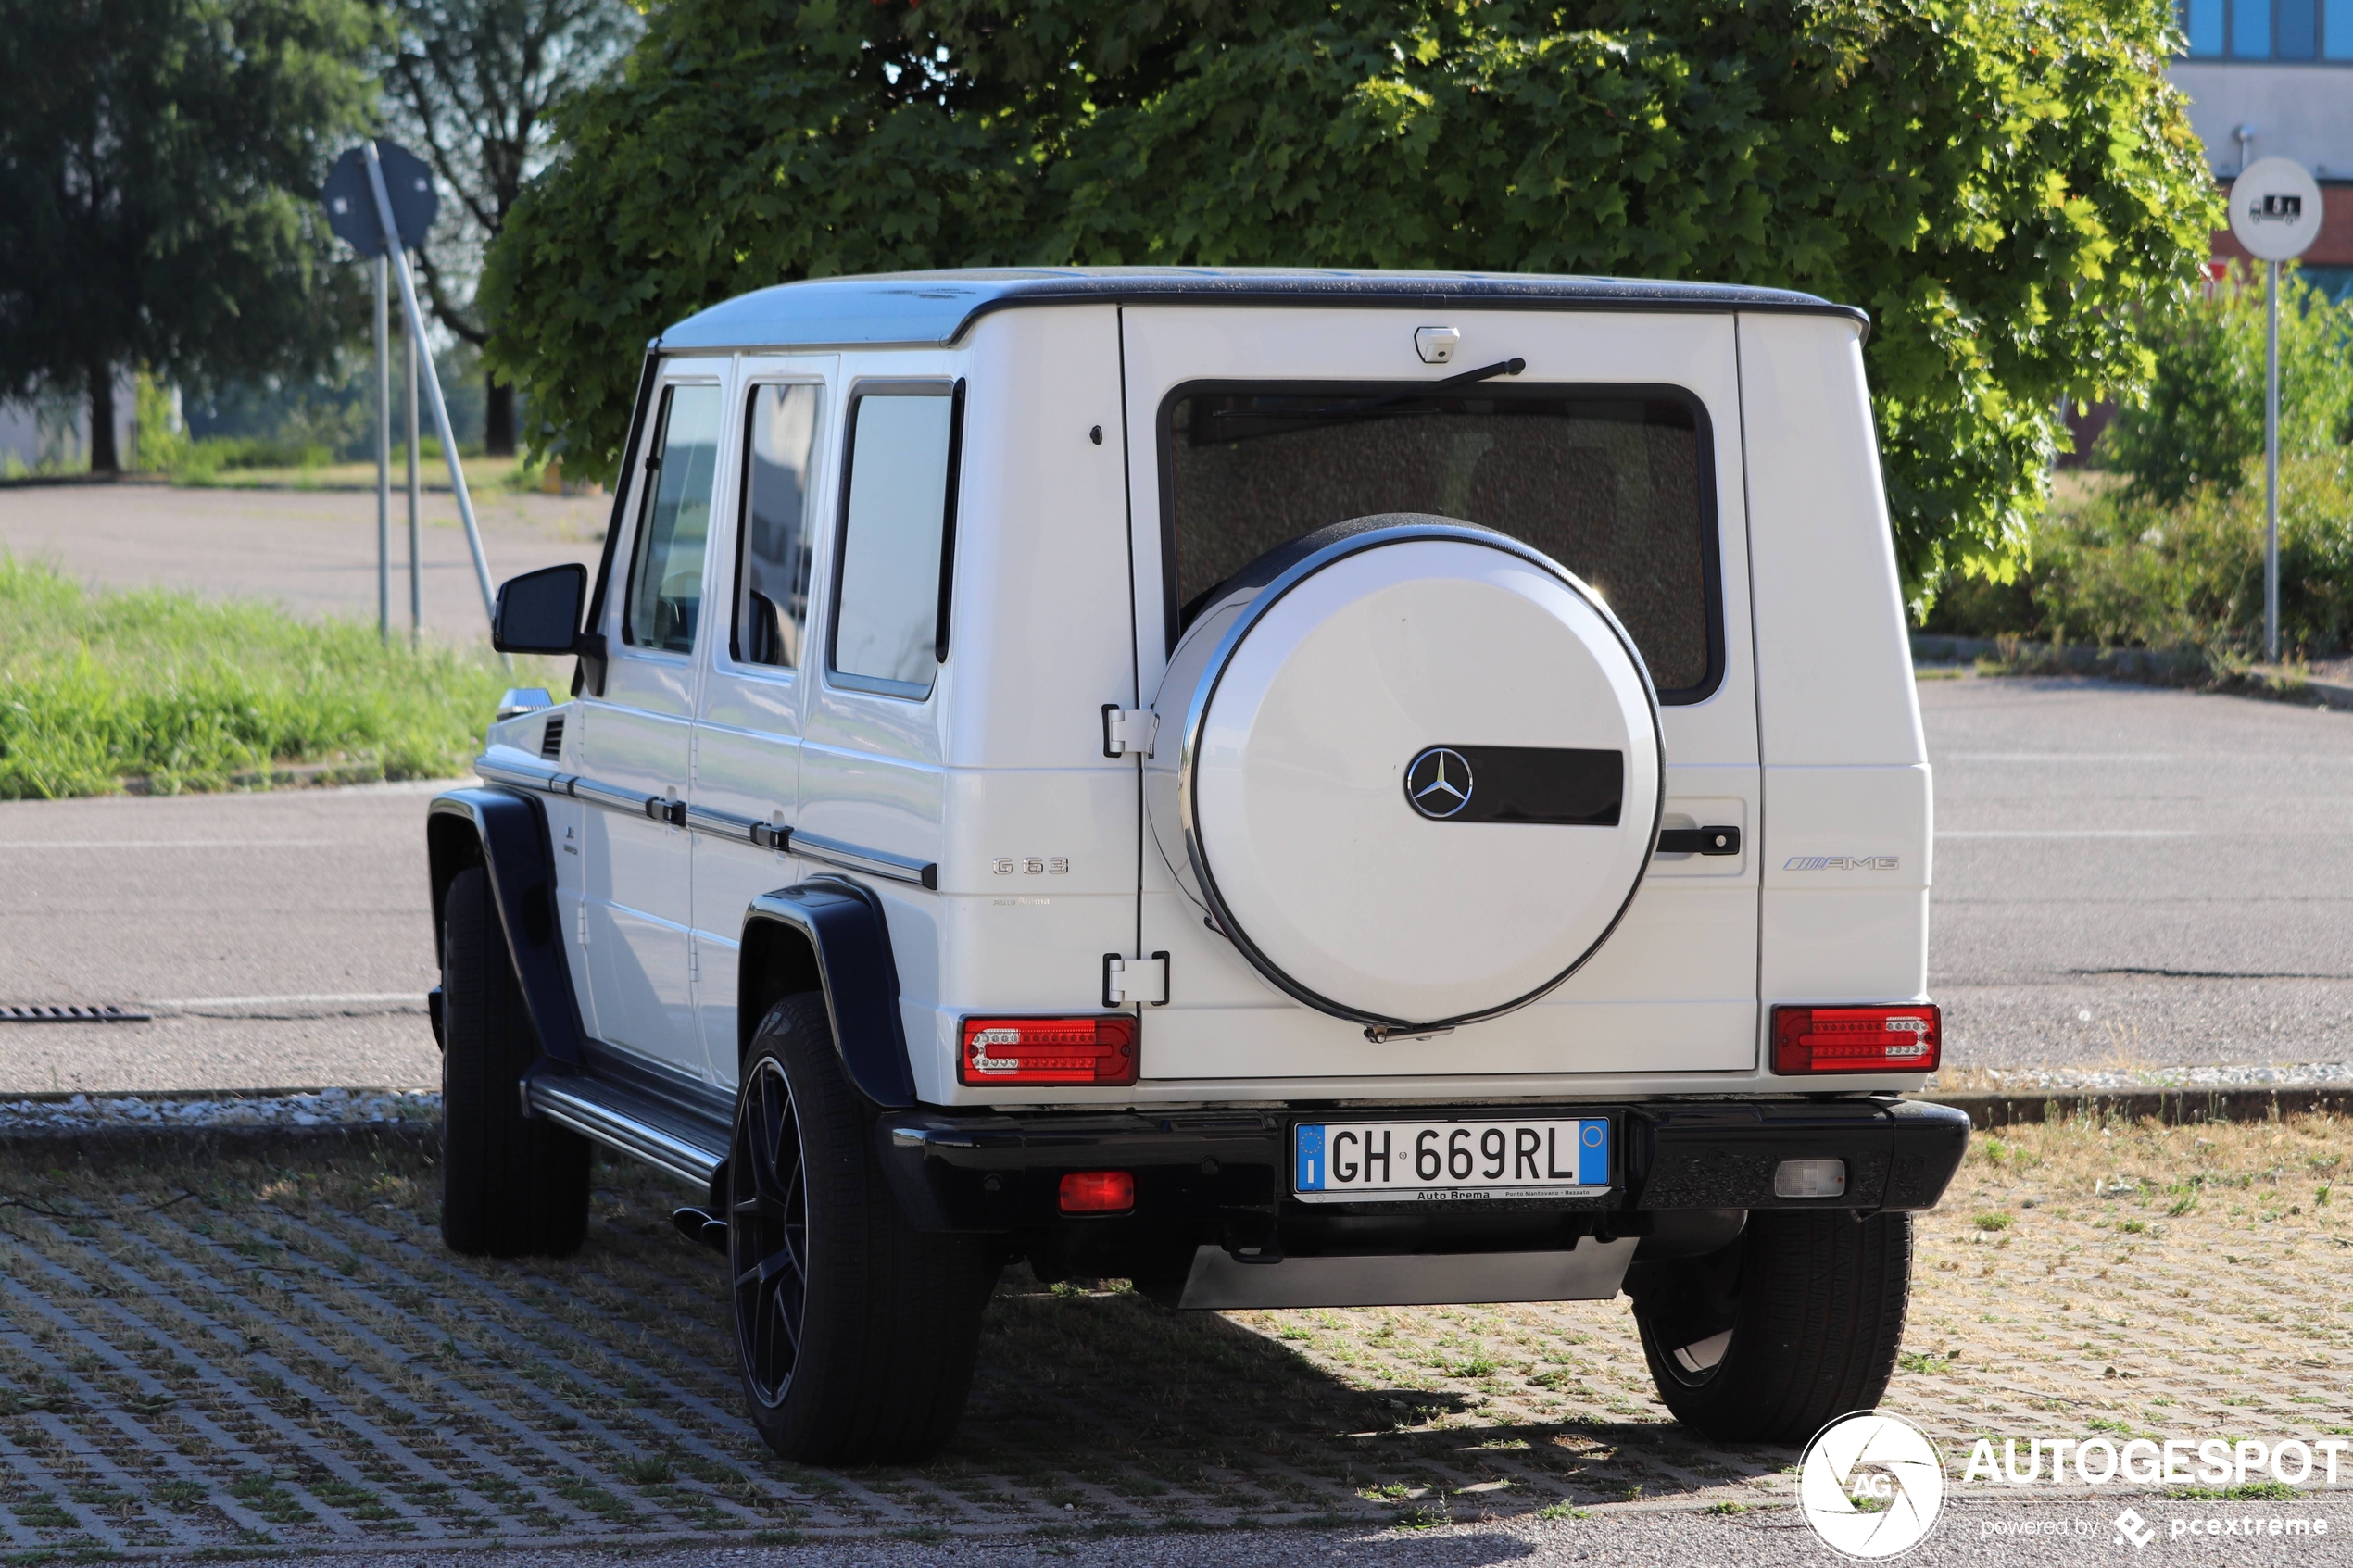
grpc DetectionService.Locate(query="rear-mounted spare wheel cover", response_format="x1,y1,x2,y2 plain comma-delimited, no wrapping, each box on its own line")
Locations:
1149,518,1664,1032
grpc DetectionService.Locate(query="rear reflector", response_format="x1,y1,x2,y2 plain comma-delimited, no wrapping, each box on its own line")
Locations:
960,1016,1138,1085
1058,1171,1135,1214
1771,1005,1941,1074
1774,1158,1848,1198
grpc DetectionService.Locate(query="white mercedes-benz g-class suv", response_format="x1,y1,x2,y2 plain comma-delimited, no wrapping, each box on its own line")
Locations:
429,268,1967,1465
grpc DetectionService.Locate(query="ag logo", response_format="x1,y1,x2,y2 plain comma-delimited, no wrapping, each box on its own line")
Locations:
1403,747,1474,819
1797,1411,1944,1558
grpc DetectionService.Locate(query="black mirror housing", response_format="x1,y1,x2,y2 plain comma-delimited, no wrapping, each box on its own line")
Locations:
493,563,587,656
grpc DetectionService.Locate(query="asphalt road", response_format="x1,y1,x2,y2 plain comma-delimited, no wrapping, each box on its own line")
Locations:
212,1497,2353,1568
1,675,2348,1093
0,479,606,641
1924,674,2353,1068
0,783,446,1094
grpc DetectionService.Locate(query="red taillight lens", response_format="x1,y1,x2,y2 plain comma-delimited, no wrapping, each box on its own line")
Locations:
960,1016,1138,1085
1771,1005,1941,1073
1058,1170,1135,1214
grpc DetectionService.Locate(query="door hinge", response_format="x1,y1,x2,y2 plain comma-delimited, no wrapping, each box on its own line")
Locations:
1102,951,1170,1008
1101,706,1159,759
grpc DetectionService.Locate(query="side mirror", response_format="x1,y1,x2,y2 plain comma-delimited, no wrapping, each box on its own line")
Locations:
492,563,586,655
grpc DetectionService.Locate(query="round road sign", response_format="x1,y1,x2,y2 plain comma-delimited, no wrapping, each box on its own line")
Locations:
2229,157,2323,262
321,140,438,257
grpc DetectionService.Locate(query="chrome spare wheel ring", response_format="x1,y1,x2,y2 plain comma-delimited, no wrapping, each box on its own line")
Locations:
730,1057,808,1407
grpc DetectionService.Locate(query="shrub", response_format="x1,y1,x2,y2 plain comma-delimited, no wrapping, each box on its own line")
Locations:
1926,452,2353,659
2097,265,2353,506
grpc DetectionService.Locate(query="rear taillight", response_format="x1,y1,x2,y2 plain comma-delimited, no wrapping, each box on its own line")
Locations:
1771,1005,1941,1074
1058,1171,1135,1214
960,1016,1138,1085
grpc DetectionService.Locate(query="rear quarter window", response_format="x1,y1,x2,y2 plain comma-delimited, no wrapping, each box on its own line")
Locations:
1161,383,1720,701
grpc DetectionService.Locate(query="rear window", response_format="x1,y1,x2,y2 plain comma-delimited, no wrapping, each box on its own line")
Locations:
1161,385,1719,699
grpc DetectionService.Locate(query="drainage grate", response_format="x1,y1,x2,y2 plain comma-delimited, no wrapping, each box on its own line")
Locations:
0,1003,153,1023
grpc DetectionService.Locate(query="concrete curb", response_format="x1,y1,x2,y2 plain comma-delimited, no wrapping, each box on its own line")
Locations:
1910,633,2353,712
0,1122,437,1162
1914,1085,2353,1129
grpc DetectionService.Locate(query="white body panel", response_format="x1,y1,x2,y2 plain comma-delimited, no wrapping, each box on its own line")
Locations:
1117,305,1764,1087
536,287,1932,1108
1738,314,1932,1025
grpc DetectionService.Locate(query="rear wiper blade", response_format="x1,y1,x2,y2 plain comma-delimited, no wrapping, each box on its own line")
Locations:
1209,357,1528,424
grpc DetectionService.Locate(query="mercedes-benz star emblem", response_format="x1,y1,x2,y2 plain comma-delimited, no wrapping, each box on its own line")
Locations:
1404,747,1474,819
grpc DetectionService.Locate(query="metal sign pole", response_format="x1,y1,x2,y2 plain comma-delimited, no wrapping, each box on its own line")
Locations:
2266,258,2282,664
359,142,500,654
406,295,422,641
2225,157,2320,664
374,254,390,643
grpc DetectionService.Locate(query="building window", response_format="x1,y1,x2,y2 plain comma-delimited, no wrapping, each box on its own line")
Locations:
2186,0,2226,52
2182,0,2347,56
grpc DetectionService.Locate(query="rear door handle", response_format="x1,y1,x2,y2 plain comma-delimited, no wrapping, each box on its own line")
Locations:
1655,826,1741,857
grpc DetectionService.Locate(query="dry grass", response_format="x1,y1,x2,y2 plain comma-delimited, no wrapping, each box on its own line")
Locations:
0,1114,2346,1551
1893,1112,2353,1465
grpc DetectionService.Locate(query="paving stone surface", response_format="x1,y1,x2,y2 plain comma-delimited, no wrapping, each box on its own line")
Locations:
0,1115,2346,1559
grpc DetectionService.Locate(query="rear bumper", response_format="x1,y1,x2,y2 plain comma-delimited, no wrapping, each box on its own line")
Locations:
876,1096,1969,1235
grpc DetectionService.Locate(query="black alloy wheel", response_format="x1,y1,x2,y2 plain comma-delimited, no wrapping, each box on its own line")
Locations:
1627,1208,1915,1444
437,863,588,1257
730,1053,809,1410
724,991,998,1463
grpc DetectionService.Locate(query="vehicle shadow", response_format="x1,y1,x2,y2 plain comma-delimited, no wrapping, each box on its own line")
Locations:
941,1266,1793,1522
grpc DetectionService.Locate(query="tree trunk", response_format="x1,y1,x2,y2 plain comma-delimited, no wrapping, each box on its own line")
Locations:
484,376,515,458
88,364,118,474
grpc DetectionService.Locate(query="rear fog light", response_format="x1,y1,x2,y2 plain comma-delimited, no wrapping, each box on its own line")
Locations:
961,1016,1138,1085
1771,1005,1941,1073
1058,1171,1135,1214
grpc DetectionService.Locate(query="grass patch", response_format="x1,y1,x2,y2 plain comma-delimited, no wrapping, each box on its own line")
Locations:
0,556,540,797
2168,1482,2297,1501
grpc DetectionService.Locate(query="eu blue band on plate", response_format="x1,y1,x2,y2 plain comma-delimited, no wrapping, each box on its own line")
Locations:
1296,1123,1326,1190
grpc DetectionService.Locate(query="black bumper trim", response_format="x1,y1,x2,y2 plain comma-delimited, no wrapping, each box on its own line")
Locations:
877,1098,1969,1234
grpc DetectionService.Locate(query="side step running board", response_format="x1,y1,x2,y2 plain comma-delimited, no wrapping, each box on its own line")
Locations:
523,1071,728,1190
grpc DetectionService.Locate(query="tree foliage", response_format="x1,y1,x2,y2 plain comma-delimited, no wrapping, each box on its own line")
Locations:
0,0,383,470
384,0,639,452
483,0,2221,593
2097,264,2353,507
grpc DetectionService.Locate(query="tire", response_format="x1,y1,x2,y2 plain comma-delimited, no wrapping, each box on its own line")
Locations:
729,992,997,1464
1627,1210,1913,1443
439,863,590,1257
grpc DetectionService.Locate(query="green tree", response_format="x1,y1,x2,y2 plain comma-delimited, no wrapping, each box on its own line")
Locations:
384,0,639,455
484,0,2221,594
2097,264,2353,506
0,0,382,472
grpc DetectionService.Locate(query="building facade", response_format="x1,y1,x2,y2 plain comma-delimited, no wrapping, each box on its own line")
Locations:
2174,0,2353,297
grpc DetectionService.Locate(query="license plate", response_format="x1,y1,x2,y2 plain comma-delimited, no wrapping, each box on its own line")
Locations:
1291,1117,1611,1203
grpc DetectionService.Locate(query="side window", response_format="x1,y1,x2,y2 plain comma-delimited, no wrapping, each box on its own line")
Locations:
733,383,821,670
828,385,962,698
623,383,722,654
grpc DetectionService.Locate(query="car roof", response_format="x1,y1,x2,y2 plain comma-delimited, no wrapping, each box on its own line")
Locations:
656,267,1868,352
